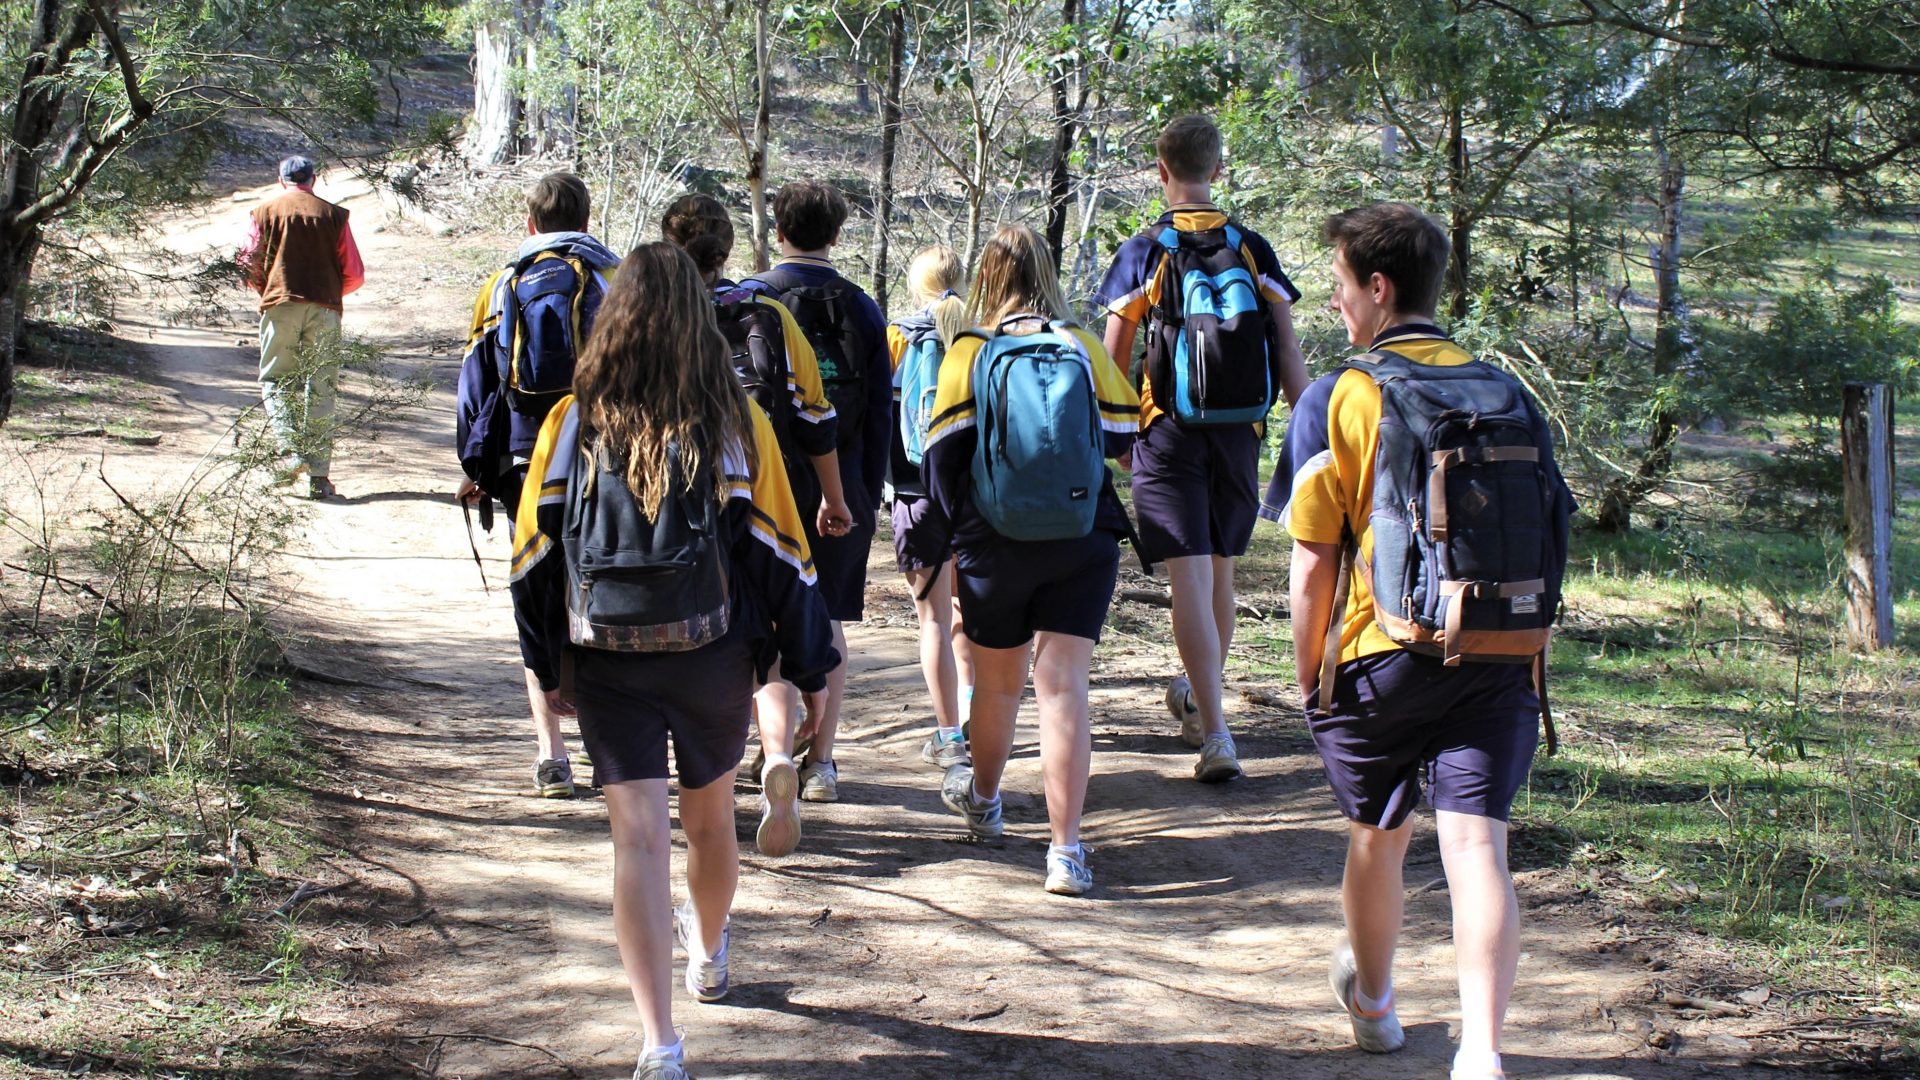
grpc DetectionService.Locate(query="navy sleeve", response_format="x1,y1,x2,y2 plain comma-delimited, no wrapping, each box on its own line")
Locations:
859,298,892,510
1242,230,1302,303
1261,371,1338,523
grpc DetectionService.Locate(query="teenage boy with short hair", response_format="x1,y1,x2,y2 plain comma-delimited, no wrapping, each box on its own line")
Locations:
741,181,893,803
1095,114,1306,783
1275,201,1553,1080
456,171,621,799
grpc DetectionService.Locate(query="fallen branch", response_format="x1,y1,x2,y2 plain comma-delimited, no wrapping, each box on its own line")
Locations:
275,880,345,914
404,1033,575,1075
1665,991,1745,1017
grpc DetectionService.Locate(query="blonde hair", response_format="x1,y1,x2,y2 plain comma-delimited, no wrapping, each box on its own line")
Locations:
965,225,1074,330
906,245,967,346
573,243,756,516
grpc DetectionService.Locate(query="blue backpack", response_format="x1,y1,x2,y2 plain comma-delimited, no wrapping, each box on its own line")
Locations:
896,312,947,468
965,320,1107,542
1147,223,1272,427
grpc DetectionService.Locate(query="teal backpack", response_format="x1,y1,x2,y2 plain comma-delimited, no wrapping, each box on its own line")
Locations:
966,319,1107,542
895,306,948,469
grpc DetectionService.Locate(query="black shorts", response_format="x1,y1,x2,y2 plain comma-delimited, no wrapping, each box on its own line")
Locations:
890,495,947,574
1309,649,1540,829
571,634,756,790
954,531,1120,650
1131,420,1261,562
503,499,561,690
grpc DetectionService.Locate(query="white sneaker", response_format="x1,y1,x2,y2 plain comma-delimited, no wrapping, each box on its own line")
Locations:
674,904,729,1003
1044,845,1093,896
799,759,838,802
633,1048,692,1080
1166,676,1205,748
756,758,802,858
1328,942,1404,1053
1194,733,1243,784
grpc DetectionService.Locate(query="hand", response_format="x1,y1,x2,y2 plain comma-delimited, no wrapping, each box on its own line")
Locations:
816,498,853,538
1115,449,1133,473
798,688,828,741
456,478,484,506
544,687,576,717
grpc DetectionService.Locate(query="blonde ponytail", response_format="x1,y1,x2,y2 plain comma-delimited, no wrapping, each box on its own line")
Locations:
907,246,968,345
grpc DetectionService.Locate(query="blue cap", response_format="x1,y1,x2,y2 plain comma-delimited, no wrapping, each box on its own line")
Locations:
278,156,316,185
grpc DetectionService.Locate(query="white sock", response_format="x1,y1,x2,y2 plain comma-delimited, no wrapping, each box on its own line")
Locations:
642,1038,684,1062
936,725,960,741
1452,1049,1502,1077
1354,979,1392,1014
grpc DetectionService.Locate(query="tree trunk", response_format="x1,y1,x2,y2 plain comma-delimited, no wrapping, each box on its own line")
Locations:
1445,97,1472,320
854,55,872,113
748,0,772,271
872,5,905,311
1596,126,1691,533
1043,0,1083,269
0,240,33,426
467,16,521,165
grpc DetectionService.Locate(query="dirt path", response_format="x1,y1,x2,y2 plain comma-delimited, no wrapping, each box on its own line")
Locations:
28,185,1800,1079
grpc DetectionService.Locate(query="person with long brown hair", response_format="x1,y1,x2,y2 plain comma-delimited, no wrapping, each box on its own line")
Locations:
510,242,836,1080
919,224,1140,895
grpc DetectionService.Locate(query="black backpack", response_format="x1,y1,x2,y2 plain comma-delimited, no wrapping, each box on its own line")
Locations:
1316,349,1573,751
751,268,869,449
561,431,731,652
1144,223,1274,427
713,290,793,449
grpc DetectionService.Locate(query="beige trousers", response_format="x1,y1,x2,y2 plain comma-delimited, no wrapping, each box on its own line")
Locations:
257,301,342,476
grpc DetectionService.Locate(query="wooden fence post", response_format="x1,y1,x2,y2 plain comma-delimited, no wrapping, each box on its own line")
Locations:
1841,382,1895,651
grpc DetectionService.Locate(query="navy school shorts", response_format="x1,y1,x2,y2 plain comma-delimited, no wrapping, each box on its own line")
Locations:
1130,419,1262,562
1309,648,1540,829
890,494,948,574
570,632,756,790
954,531,1120,650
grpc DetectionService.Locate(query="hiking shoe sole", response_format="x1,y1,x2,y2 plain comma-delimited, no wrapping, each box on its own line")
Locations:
756,760,802,858
1194,735,1243,784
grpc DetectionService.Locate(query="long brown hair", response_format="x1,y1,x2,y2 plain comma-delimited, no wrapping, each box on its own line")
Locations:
573,243,756,515
965,224,1075,329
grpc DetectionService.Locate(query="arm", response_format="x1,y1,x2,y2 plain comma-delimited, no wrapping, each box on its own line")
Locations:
741,411,840,690
861,321,893,510
811,449,850,533
1269,297,1307,408
1101,315,1140,469
1289,539,1341,700
237,217,264,293
764,299,848,530
338,218,365,297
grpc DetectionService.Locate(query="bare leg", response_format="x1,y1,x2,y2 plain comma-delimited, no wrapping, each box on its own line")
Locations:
754,680,798,766
1436,810,1519,1063
906,566,961,731
526,667,568,762
808,620,848,763
678,769,741,959
1343,818,1415,1004
964,639,1032,799
1166,555,1228,737
1211,554,1236,672
601,779,676,1050
1031,631,1095,849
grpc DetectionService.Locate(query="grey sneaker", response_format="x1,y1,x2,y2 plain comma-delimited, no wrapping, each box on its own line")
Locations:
756,758,802,858
1166,676,1205,748
534,757,575,798
940,764,1003,839
1328,942,1405,1053
799,759,838,802
674,904,729,1003
1194,733,1243,784
632,1049,692,1080
920,731,969,770
1044,845,1093,896
746,734,812,790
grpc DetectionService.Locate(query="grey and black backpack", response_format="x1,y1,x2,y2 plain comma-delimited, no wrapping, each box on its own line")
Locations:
562,432,731,652
1318,349,1574,750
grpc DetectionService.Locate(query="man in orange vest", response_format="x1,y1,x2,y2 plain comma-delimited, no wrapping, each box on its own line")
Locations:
238,156,365,499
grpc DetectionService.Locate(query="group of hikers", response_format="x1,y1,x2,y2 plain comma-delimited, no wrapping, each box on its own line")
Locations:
240,113,1572,1080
